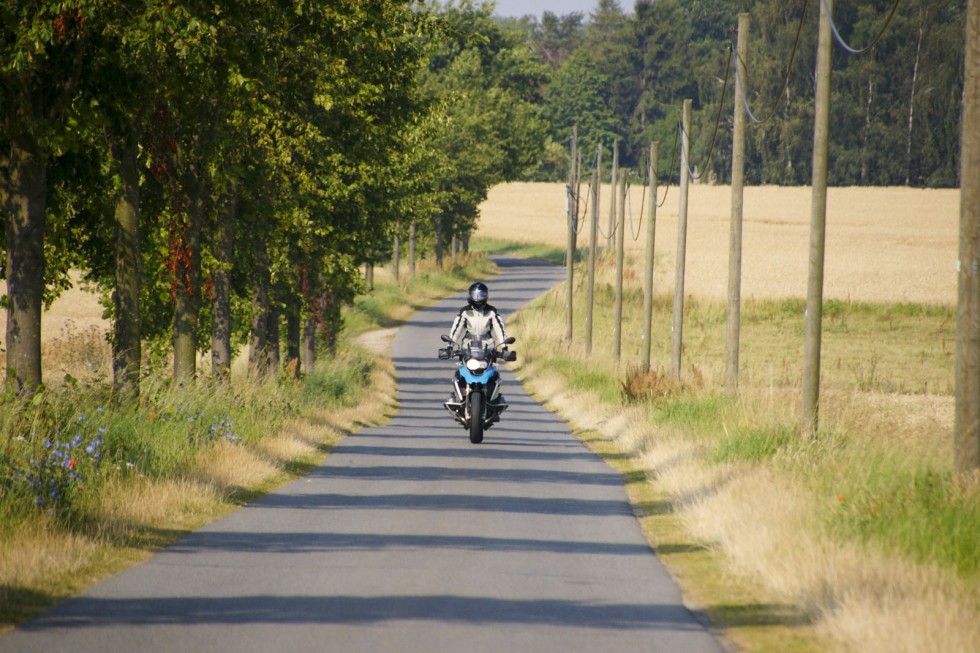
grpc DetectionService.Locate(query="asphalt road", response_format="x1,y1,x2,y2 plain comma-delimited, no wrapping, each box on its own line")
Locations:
1,257,723,653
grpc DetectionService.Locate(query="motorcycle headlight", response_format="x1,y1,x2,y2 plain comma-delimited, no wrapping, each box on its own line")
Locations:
465,358,488,372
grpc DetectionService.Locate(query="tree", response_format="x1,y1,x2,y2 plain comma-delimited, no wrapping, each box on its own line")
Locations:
1,3,94,393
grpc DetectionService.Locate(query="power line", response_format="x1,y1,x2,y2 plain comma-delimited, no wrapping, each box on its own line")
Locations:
733,0,810,127
821,0,902,55
685,44,733,182
657,123,679,208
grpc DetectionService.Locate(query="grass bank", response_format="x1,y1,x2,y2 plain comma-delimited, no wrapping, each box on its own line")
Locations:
0,254,493,632
486,242,978,652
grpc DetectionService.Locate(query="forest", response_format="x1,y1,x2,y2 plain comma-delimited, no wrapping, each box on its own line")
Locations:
516,0,967,187
0,0,968,395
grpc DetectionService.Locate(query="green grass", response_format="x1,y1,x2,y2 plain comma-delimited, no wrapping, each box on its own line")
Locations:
832,466,980,578
470,238,566,265
0,254,497,630
510,262,974,581
713,425,796,464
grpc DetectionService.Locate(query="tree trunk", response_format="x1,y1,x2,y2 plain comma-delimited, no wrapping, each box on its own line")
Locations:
365,261,374,290
286,302,301,379
317,287,341,357
861,78,874,184
435,217,444,269
2,134,47,393
248,237,273,377
905,24,924,186
267,301,281,373
210,190,236,381
302,312,317,373
111,140,141,397
409,221,417,277
172,176,204,384
393,227,400,283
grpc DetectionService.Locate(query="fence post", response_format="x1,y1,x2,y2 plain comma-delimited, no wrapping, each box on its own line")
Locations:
726,13,750,394
672,99,692,380
956,0,980,480
585,146,601,356
642,142,659,373
613,169,627,360
566,126,578,343
607,140,619,254
802,0,833,437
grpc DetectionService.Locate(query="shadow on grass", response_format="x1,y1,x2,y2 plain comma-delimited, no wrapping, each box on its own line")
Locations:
0,586,60,631
708,602,812,629
655,542,711,555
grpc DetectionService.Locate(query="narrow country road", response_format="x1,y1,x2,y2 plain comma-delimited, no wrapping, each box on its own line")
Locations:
0,257,723,653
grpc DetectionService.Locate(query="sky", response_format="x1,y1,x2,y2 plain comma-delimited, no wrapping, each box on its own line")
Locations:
488,0,609,20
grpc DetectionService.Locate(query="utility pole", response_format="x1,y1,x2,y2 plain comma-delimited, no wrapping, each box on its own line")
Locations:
566,127,578,343
802,0,833,438
607,140,619,254
642,142,659,373
672,99,692,380
726,13,750,394
956,0,980,480
613,169,627,360
586,146,601,356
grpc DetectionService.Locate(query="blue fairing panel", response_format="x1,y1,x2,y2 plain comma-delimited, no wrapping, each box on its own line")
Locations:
459,364,497,385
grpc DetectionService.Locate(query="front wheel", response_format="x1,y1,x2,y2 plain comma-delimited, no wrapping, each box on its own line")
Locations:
468,391,484,444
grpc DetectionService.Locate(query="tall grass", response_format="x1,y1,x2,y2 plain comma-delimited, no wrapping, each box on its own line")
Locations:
0,253,492,630
494,242,978,652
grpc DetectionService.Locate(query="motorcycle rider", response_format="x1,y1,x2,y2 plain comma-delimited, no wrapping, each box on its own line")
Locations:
448,282,508,352
441,281,511,427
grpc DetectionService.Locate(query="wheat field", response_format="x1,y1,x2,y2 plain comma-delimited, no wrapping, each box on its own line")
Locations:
477,182,959,306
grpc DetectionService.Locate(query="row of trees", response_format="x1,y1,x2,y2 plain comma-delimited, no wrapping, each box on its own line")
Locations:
509,0,966,187
1,1,546,396
1,0,970,398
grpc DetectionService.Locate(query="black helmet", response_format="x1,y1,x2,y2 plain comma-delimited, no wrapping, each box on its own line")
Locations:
468,282,489,308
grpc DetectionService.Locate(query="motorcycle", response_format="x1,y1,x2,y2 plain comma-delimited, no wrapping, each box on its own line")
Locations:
438,334,516,444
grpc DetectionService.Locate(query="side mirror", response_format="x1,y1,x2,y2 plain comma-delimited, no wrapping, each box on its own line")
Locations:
504,350,517,362
438,348,452,360
441,334,453,344
503,336,516,345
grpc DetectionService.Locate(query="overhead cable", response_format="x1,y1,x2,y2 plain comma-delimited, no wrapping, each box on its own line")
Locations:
820,0,902,55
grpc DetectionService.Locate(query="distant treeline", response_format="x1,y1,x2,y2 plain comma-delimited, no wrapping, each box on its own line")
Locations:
500,0,966,188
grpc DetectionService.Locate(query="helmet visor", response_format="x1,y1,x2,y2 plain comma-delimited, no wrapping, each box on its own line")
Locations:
469,286,488,304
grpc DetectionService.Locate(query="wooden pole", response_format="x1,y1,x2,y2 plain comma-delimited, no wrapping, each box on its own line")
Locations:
607,140,619,254
613,169,627,360
672,99,692,380
642,142,659,373
956,0,980,480
726,13,750,394
566,126,577,343
802,0,833,437
586,146,601,356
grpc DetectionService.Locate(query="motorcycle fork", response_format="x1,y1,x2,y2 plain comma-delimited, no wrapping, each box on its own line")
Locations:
466,384,484,422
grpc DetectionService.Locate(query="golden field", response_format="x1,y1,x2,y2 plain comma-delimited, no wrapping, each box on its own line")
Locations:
477,182,959,306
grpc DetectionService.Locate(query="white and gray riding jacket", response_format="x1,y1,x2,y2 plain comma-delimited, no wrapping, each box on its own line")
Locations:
449,303,507,350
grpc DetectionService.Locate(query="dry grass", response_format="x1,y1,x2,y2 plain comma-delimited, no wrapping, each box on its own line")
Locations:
506,280,976,652
477,182,958,305
0,350,397,633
